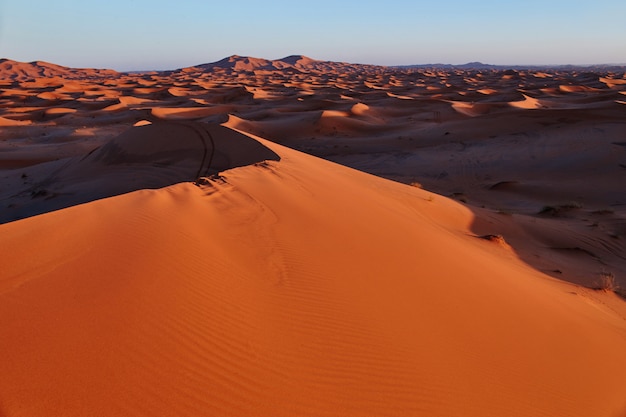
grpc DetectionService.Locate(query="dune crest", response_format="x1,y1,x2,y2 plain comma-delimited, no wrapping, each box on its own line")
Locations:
0,122,279,223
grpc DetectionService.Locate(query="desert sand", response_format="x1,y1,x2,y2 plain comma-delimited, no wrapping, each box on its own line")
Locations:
1,56,626,416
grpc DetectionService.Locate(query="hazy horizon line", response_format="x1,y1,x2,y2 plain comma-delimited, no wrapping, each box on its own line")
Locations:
2,54,626,73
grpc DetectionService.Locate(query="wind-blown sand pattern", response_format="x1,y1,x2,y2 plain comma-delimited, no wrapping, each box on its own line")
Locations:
1,56,626,416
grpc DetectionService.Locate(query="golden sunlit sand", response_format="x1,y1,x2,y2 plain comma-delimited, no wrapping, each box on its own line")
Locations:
1,56,626,417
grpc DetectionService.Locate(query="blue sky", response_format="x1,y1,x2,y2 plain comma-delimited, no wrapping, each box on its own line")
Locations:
0,0,624,71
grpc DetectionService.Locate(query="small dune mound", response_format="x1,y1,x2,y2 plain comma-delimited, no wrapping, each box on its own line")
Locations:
0,122,279,224
538,202,583,218
350,102,370,116
36,91,73,101
202,86,254,104
509,94,543,109
150,107,229,120
0,116,32,126
44,107,77,116
558,85,603,93
450,101,506,117
599,77,626,89
103,96,153,111
488,180,520,190
321,109,350,118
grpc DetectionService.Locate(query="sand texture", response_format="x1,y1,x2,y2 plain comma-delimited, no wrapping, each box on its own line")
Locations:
1,56,626,416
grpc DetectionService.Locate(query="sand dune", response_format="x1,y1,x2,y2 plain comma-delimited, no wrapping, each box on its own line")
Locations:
2,129,626,416
508,94,544,109
1,56,626,416
0,116,31,126
0,122,278,223
1,58,624,282
0,59,118,81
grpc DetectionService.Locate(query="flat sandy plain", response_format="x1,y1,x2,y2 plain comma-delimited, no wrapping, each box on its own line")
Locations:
1,55,626,416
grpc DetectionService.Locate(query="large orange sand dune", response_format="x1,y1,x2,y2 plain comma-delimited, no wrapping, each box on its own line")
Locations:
1,125,626,416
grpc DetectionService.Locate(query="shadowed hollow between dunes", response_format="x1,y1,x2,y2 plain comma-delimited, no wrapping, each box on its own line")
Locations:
0,122,280,223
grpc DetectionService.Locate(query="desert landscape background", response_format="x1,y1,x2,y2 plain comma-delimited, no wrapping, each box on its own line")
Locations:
1,55,626,416
2,55,625,287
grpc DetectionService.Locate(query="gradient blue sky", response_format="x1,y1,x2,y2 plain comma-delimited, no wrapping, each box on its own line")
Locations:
1,0,624,71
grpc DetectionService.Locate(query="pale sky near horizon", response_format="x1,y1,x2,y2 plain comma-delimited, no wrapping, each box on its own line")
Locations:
0,0,624,71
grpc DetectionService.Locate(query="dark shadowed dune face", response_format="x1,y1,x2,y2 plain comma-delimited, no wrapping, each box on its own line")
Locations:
0,122,279,223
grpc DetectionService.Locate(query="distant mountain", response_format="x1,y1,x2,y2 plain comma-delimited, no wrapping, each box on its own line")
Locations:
395,62,496,70
396,61,626,71
201,55,277,72
180,56,626,75
0,58,118,81
175,54,384,75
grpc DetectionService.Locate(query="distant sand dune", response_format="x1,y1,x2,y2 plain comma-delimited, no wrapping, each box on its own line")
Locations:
0,116,32,126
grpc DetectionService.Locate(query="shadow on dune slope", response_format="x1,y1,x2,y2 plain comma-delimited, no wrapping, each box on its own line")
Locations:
0,122,280,224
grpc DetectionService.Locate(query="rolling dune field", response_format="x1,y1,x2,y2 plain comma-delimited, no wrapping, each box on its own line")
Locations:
1,56,626,416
